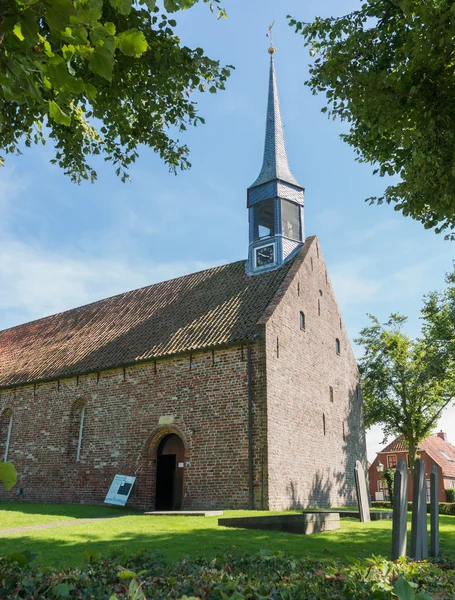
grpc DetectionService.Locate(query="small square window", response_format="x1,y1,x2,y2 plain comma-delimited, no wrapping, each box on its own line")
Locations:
387,455,397,469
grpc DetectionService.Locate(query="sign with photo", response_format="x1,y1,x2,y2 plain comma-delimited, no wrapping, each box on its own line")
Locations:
104,474,136,506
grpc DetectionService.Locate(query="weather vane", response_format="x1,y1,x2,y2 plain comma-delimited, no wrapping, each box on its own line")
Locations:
266,21,276,54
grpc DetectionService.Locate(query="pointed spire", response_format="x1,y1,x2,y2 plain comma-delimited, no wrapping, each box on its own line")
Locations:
250,53,301,189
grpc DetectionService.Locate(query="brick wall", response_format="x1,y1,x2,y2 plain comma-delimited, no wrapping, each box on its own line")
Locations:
263,237,367,510
0,345,265,510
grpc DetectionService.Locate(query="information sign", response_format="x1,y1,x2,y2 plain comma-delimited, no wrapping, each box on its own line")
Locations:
104,474,136,506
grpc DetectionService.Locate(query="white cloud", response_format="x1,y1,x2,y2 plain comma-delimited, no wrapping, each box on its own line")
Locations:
330,259,383,305
0,237,218,330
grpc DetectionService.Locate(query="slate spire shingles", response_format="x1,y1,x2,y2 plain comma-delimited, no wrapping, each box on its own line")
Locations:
0,242,311,388
249,55,302,189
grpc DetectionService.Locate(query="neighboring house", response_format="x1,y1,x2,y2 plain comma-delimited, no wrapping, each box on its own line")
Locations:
0,52,367,511
369,432,455,503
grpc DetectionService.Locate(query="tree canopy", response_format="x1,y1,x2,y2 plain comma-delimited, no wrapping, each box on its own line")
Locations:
0,0,231,182
289,1,455,239
356,270,455,470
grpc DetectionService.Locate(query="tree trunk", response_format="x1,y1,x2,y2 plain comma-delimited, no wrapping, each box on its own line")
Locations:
408,437,417,475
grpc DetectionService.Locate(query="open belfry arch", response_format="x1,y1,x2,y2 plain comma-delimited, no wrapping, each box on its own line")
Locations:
0,49,367,510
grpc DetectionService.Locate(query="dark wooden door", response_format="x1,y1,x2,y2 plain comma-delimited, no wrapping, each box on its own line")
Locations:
155,454,176,510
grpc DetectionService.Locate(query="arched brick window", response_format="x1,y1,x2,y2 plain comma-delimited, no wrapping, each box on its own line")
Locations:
69,399,86,462
0,408,13,461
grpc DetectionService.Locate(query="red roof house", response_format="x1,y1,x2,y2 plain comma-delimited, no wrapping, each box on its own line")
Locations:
369,432,455,503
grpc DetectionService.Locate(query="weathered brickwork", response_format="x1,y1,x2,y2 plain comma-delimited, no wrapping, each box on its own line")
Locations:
0,345,267,510
0,238,366,510
263,238,367,510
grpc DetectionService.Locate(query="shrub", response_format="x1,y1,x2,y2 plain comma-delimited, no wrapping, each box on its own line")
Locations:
373,500,455,515
383,468,395,505
1,549,454,600
371,501,392,509
446,488,455,502
438,502,455,515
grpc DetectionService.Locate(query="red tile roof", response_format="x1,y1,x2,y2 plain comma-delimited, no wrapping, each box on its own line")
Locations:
379,434,455,476
381,437,410,453
421,435,455,477
0,240,313,388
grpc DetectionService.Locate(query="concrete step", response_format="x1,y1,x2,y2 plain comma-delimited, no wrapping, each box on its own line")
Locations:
144,510,223,517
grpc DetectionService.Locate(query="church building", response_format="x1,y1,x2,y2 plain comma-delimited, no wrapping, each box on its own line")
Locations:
0,51,367,511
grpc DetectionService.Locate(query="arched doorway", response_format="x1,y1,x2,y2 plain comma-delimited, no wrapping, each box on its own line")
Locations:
155,433,184,510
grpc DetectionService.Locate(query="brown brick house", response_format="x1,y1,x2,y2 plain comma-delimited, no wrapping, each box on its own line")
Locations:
0,53,366,511
369,432,455,503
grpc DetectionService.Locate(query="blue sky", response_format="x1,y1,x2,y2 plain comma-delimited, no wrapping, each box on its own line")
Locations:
1,0,454,461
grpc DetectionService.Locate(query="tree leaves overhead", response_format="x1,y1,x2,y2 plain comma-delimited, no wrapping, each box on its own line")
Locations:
0,0,231,182
289,1,455,239
355,268,455,470
0,461,17,491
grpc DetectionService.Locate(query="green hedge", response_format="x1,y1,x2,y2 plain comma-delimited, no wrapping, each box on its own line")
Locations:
446,488,455,502
371,500,455,515
371,501,392,509
1,548,454,599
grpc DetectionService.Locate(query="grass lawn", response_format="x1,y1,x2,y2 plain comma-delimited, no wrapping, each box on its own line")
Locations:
0,502,455,567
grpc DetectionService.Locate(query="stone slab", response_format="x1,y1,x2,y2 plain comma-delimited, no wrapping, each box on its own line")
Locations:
410,458,428,559
144,511,223,517
218,513,340,535
354,460,371,522
392,458,408,560
430,465,439,557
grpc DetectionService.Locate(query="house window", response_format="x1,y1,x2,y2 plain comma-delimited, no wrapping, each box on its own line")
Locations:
426,480,431,503
1,408,13,462
76,405,85,462
70,399,86,462
329,386,334,403
440,450,454,462
449,480,455,488
378,480,389,500
387,455,397,469
335,338,341,354
252,199,275,240
300,311,305,330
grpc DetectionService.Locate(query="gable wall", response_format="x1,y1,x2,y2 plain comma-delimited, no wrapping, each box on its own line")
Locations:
369,451,451,503
264,238,367,509
0,345,265,509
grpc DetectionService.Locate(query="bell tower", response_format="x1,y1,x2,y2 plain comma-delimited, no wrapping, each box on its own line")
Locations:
246,48,304,276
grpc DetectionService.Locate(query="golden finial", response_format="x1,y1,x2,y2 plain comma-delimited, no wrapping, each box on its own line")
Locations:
266,21,276,54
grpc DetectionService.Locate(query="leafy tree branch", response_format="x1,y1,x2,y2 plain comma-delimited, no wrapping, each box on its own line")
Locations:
289,1,455,239
356,268,455,471
0,0,231,182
